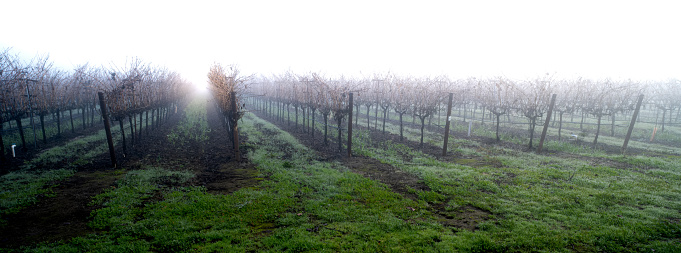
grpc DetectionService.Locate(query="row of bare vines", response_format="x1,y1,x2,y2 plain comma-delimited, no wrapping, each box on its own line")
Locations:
248,72,680,151
1,48,189,161
206,64,250,160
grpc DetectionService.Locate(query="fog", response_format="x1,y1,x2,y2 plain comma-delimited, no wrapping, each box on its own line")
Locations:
2,0,680,88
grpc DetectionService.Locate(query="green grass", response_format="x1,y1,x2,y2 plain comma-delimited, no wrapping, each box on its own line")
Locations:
344,115,681,252
21,124,130,171
269,101,679,251
1,108,159,158
0,116,136,225
89,167,195,230
23,112,524,252
268,109,679,251
0,169,75,225
167,98,210,145
2,108,94,155
347,103,681,154
12,100,681,252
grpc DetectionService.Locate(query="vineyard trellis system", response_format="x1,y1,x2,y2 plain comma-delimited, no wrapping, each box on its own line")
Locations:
1,48,189,165
244,72,679,156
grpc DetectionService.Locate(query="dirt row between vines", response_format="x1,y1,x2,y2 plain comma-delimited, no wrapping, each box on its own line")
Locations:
0,95,259,249
252,111,492,231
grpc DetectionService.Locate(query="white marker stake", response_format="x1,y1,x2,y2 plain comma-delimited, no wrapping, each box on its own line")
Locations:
468,122,472,137
11,144,17,157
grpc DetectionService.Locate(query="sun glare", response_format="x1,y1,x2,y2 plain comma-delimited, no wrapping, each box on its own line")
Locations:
194,83,209,93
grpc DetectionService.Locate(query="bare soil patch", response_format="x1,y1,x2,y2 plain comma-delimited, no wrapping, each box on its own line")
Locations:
341,156,429,201
434,205,494,232
0,168,121,248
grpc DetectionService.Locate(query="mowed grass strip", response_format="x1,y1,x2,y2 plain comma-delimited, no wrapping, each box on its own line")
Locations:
167,98,210,145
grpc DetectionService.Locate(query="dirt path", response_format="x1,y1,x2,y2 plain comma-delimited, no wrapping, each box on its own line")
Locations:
117,96,260,195
197,99,261,194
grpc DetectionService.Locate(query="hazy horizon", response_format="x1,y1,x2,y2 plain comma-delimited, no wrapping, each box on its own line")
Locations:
2,0,680,88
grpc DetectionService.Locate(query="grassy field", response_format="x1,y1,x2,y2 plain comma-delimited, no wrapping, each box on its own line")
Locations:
248,100,681,252
3,96,680,252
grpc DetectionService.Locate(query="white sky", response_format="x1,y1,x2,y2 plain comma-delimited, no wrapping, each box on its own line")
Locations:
2,0,680,88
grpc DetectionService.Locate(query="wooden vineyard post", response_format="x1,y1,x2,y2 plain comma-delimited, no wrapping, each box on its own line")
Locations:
15,118,27,152
347,92,353,158
622,94,644,155
98,92,117,168
231,92,241,162
0,124,5,162
442,93,453,156
537,94,557,154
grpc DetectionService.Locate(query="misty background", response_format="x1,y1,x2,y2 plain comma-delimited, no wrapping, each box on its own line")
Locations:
2,0,679,89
